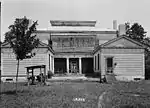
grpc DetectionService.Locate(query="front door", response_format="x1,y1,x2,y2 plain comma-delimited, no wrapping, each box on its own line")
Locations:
70,61,78,73
106,57,113,74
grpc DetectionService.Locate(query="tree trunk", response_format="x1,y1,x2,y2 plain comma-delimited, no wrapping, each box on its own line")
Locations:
16,59,20,93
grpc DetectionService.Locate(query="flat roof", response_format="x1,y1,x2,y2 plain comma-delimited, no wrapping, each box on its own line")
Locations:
50,20,96,27
48,26,116,32
37,27,116,33
25,65,46,69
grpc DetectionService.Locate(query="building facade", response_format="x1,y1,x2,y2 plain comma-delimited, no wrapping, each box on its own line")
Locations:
1,20,145,81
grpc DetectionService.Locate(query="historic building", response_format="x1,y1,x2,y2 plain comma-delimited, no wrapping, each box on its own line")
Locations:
1,20,145,81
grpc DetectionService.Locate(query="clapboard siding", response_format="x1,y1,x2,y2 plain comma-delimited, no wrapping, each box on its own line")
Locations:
1,44,55,79
101,53,144,77
93,50,101,72
2,53,48,76
101,48,144,54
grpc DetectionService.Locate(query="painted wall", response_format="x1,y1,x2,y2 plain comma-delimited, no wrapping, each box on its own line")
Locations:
96,33,117,45
100,48,145,81
94,50,101,73
1,47,54,82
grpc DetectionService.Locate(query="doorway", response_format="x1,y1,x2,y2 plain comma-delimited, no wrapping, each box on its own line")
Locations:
82,58,94,75
69,58,79,73
106,57,113,74
54,58,66,74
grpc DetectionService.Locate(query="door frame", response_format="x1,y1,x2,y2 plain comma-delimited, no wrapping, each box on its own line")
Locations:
105,56,114,74
69,58,79,73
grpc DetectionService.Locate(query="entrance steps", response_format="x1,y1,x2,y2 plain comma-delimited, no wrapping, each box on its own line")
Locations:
47,74,100,82
53,73,85,77
105,74,117,83
50,74,87,80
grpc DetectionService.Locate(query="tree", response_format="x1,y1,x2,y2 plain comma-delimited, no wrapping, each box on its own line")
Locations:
5,16,39,91
125,22,147,42
125,22,150,53
125,22,150,57
125,22,150,79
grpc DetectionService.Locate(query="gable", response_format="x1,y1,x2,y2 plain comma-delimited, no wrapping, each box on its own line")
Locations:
1,41,48,48
1,41,55,54
1,42,11,47
101,36,144,48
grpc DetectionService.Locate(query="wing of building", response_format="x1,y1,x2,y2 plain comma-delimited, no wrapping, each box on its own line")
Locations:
1,20,146,81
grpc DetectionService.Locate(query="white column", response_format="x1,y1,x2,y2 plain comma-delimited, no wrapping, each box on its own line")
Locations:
66,58,69,73
52,56,54,74
49,54,51,71
79,57,82,74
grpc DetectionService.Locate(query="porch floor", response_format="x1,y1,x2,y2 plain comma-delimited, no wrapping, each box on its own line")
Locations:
47,75,99,82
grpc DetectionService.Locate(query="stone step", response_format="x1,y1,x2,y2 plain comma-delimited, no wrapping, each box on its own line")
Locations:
51,76,87,80
53,73,85,77
105,74,117,83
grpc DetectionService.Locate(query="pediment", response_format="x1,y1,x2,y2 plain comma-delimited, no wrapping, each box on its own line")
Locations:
1,41,48,48
101,36,145,48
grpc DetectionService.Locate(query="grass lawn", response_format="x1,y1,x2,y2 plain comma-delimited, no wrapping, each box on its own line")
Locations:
0,81,110,108
0,80,150,108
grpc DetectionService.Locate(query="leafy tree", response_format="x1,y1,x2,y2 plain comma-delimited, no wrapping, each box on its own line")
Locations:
5,16,39,91
125,22,150,79
125,22,147,42
125,22,150,55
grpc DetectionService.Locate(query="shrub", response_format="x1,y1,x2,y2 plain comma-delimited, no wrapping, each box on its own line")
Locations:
47,70,53,79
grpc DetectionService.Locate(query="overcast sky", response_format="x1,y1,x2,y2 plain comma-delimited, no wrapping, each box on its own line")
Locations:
1,0,150,41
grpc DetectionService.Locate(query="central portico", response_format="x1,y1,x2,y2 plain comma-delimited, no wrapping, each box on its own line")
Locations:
36,20,117,75
48,20,97,75
54,53,93,74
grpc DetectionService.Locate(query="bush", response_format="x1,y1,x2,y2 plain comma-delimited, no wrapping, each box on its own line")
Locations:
47,70,53,79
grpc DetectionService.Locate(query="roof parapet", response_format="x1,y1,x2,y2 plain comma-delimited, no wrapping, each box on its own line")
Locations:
50,20,96,27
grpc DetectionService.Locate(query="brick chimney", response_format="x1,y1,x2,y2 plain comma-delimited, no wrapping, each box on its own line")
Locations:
118,24,126,36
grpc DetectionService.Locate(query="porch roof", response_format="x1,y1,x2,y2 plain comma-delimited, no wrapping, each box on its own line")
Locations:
25,65,46,70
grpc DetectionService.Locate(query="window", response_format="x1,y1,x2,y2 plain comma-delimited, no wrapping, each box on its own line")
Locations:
95,56,96,70
49,54,50,70
106,57,113,73
98,54,99,70
51,56,53,70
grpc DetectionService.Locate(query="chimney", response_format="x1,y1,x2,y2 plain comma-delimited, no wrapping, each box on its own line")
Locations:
113,20,117,30
118,24,126,36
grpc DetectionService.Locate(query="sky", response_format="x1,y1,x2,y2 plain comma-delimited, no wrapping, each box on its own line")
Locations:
1,0,150,41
